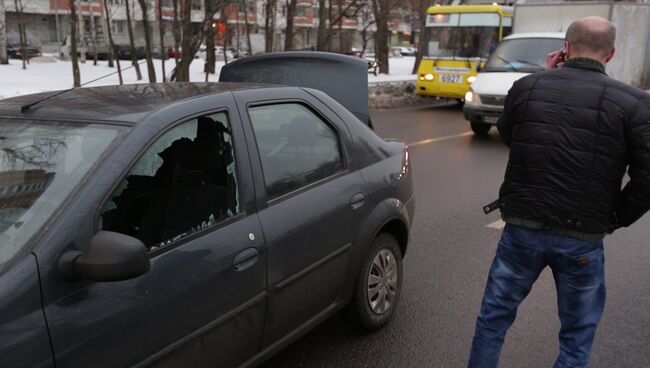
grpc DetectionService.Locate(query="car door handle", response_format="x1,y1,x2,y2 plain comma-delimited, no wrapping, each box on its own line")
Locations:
232,248,259,272
349,192,366,210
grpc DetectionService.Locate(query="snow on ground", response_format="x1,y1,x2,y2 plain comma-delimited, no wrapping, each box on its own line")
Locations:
0,55,416,100
368,56,417,83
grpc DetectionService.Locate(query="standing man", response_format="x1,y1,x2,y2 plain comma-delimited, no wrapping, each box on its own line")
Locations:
468,16,650,368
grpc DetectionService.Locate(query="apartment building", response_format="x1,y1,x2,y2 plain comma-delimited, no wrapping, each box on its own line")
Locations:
3,0,417,55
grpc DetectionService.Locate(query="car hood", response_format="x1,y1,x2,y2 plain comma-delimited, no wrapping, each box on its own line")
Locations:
472,71,530,96
219,52,370,126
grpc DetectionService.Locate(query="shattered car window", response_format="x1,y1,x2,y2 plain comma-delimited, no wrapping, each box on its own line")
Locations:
99,112,239,252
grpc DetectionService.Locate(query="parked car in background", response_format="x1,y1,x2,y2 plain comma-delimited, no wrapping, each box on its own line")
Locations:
463,32,565,135
6,42,42,59
390,46,416,57
113,44,145,60
0,52,414,368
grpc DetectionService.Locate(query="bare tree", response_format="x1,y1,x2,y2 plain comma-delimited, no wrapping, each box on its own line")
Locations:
241,0,252,54
138,0,157,82
359,1,375,57
283,0,296,51
87,0,99,66
371,0,390,74
125,0,143,80
410,0,431,73
264,0,276,52
204,0,216,79
0,0,7,64
103,0,123,84
13,0,26,69
172,0,180,65
326,0,361,52
156,0,166,82
316,0,327,50
316,0,360,52
70,0,81,86
222,10,229,63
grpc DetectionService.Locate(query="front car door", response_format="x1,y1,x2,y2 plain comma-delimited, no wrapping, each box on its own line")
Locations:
234,88,368,348
35,95,266,367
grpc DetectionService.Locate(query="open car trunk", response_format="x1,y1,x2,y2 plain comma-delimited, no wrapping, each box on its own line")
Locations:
219,52,371,127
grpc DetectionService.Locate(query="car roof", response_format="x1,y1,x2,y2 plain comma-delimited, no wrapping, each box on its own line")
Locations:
0,82,274,124
504,32,565,40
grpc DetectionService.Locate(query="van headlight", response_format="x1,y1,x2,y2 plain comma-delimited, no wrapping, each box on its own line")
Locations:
465,90,474,103
424,73,434,81
467,75,477,83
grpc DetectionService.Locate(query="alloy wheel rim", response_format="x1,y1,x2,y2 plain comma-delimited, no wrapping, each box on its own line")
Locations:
367,248,398,315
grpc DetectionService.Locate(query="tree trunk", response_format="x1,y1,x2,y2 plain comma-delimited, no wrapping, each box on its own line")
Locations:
316,0,327,51
372,0,389,74
14,0,26,69
264,0,276,52
156,0,166,82
284,0,296,51
88,0,98,66
172,0,180,65
0,0,7,64
69,0,81,86
174,0,194,82
204,0,215,76
412,0,430,74
222,13,229,64
138,0,157,82
103,0,123,84
241,0,252,54
125,0,142,80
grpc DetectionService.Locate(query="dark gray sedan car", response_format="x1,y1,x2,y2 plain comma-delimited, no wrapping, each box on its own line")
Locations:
0,53,414,368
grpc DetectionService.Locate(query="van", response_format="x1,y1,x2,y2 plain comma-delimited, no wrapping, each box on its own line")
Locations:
463,33,565,135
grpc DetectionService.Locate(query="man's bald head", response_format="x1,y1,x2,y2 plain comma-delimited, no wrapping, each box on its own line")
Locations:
566,16,616,59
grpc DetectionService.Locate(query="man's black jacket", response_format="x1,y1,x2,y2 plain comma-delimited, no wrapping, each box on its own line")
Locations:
497,58,650,235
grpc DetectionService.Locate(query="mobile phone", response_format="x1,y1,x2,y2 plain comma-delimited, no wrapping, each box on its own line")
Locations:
560,48,566,62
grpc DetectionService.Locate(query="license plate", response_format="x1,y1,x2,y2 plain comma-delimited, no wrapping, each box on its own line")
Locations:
484,116,499,124
439,74,463,84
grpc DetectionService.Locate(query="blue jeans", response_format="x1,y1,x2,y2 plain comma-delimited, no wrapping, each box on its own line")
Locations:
468,223,606,368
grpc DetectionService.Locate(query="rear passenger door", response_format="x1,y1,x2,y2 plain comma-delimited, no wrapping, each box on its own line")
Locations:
234,88,367,347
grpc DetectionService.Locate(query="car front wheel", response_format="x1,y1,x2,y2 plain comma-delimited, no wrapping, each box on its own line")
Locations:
470,121,491,136
343,233,403,331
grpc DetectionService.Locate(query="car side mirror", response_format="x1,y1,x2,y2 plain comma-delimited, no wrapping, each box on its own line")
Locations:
60,231,150,282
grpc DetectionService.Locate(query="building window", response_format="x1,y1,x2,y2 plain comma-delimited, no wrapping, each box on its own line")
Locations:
296,4,309,17
111,20,124,34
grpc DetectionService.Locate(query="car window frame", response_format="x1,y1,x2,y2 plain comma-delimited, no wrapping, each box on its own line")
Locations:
93,108,248,258
245,99,350,205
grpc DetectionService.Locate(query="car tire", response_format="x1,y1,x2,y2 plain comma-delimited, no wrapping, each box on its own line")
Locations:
470,121,491,136
342,233,403,331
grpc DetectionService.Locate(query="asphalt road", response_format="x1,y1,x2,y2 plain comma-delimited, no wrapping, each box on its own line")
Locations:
263,103,650,368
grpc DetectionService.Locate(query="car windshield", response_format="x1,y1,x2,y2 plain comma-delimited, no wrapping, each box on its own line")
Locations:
0,120,122,274
483,38,564,72
426,13,501,59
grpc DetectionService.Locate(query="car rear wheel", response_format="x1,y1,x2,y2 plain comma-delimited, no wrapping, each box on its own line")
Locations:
470,121,491,136
342,233,403,331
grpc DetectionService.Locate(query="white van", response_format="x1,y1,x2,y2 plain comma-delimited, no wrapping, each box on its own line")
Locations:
463,33,565,135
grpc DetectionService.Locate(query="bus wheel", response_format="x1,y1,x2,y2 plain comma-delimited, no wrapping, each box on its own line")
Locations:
470,121,491,136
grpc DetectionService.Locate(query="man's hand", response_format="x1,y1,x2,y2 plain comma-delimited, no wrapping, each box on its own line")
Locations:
546,49,565,71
